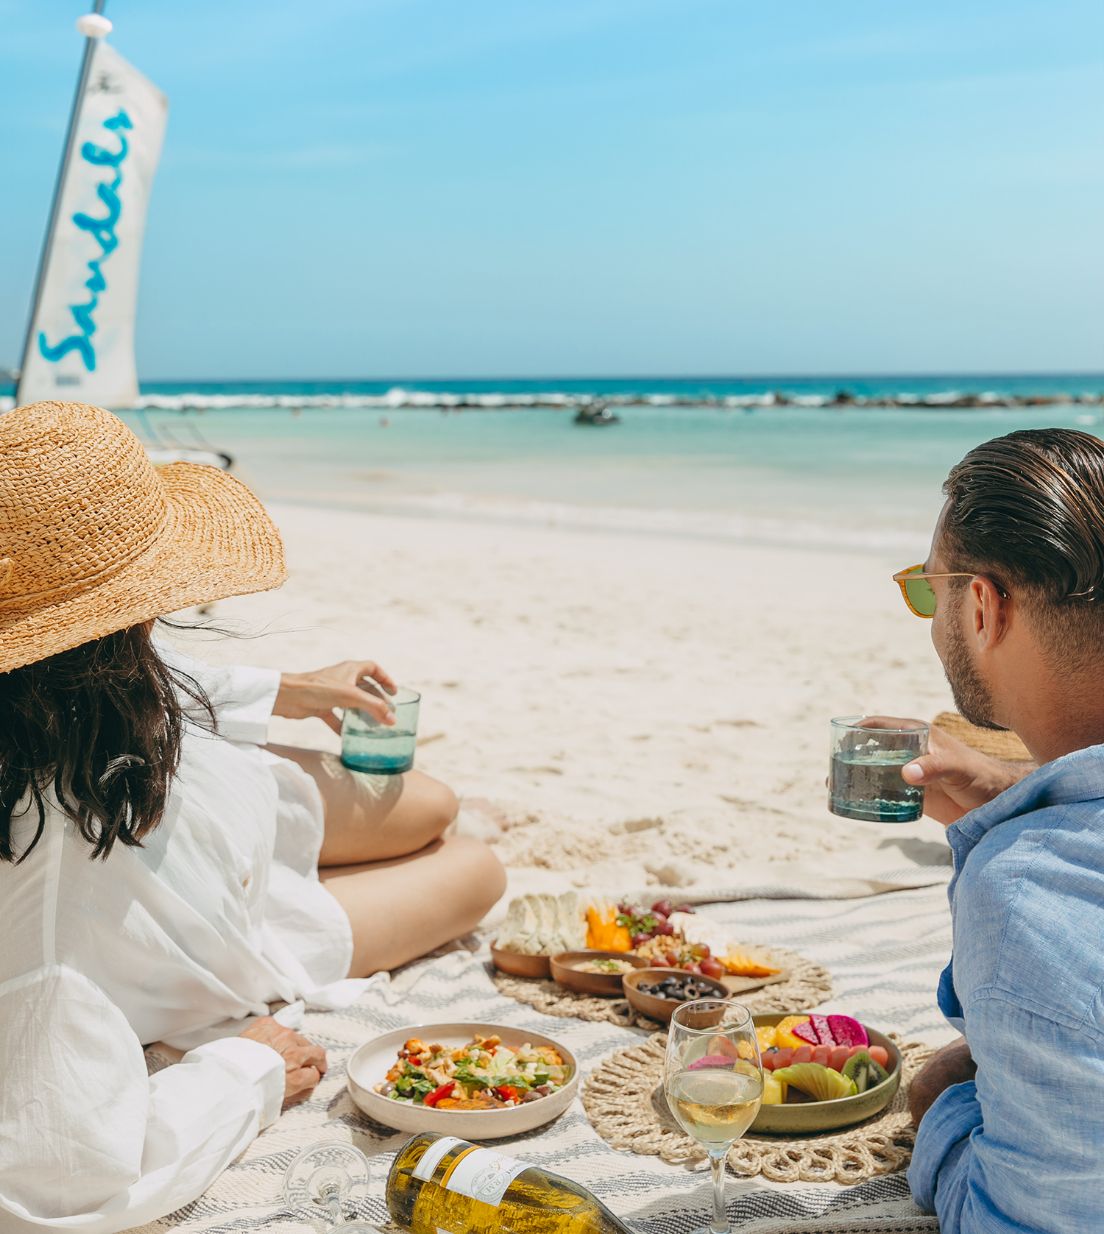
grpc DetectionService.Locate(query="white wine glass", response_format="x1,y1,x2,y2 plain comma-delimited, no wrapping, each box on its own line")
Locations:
664,1000,763,1234
283,1141,380,1232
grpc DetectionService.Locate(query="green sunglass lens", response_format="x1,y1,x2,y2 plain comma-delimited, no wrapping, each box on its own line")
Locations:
904,574,937,616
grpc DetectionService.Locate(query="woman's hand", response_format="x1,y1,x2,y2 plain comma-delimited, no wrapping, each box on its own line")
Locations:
239,1015,328,1106
902,723,1033,827
273,660,397,734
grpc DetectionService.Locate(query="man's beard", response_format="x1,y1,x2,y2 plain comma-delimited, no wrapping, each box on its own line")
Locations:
943,616,1004,730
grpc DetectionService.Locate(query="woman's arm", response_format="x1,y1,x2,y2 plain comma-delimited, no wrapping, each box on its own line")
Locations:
154,636,281,745
0,966,290,1232
156,636,397,741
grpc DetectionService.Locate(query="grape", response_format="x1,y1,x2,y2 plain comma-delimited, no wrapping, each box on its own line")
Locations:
631,933,651,948
664,951,679,967
700,958,725,979
654,921,675,936
652,899,674,918
683,962,702,975
691,943,711,960
674,904,695,914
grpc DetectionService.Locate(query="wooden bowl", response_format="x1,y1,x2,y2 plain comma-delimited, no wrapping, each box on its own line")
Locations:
550,950,649,996
622,967,730,1023
490,942,552,979
751,1013,902,1134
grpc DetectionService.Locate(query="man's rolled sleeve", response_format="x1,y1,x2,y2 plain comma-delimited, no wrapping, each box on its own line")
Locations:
908,1079,981,1215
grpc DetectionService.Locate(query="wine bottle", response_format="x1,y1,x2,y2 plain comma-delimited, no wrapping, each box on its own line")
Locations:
386,1132,636,1234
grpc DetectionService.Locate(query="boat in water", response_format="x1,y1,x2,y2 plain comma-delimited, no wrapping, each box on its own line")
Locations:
574,401,621,426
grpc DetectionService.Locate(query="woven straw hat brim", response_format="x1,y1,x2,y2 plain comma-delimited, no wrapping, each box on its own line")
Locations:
0,462,286,674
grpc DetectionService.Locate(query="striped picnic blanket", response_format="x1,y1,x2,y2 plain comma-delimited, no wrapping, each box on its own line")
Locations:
135,866,955,1234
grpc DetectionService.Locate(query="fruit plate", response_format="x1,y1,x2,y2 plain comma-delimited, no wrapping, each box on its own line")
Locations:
751,1013,901,1134
347,1021,579,1140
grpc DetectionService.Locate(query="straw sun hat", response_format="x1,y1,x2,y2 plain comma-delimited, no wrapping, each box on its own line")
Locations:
0,401,286,674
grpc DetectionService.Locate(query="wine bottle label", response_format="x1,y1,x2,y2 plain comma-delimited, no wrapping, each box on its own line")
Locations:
412,1135,467,1183
443,1147,529,1206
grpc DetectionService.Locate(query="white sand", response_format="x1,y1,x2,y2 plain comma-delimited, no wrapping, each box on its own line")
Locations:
177,499,955,904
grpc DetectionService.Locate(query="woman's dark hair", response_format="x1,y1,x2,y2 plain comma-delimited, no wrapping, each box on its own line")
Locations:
0,622,214,863
942,427,1104,659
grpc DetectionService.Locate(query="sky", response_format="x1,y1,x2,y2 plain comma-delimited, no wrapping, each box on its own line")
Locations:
0,0,1101,381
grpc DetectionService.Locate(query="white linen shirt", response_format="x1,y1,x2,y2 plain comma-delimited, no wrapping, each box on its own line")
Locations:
0,654,363,1231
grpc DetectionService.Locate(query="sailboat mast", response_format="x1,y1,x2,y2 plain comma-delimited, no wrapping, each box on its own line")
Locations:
15,0,109,403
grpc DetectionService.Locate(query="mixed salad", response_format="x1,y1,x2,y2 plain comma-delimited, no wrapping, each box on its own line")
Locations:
375,1034,570,1111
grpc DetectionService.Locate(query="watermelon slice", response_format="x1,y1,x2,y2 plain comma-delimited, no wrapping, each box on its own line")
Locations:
826,1015,869,1048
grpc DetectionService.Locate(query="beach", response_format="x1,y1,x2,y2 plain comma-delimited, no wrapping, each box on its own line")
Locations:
179,490,957,901
153,385,1090,901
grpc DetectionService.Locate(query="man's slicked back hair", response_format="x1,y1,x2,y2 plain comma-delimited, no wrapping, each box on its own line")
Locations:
942,427,1104,662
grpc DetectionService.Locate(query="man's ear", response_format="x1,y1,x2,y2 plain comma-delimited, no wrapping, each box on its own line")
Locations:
970,576,1009,649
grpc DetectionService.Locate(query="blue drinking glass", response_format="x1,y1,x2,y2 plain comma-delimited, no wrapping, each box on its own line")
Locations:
828,715,928,823
341,687,420,774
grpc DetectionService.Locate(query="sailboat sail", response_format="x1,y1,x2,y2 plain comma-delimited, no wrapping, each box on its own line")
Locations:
16,41,167,409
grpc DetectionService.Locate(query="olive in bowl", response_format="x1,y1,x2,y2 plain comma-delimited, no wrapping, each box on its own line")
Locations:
622,967,730,1024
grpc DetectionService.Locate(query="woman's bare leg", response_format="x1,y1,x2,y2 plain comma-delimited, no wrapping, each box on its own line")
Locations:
319,834,507,975
267,743,459,865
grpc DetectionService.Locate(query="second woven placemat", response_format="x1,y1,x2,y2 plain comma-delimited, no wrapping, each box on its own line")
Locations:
583,1031,933,1186
491,946,832,1029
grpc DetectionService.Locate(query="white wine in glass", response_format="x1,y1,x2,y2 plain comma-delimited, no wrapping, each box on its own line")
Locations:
664,1000,763,1234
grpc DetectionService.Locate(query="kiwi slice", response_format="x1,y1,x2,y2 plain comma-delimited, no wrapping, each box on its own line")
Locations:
841,1050,889,1094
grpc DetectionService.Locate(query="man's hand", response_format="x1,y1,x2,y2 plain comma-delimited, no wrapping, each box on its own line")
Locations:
273,660,397,734
902,723,1033,827
908,1036,977,1127
239,1015,328,1106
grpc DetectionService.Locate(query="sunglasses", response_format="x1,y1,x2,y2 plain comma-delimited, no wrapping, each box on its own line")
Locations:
892,564,978,618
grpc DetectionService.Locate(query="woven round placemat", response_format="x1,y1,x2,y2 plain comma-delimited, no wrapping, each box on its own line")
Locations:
583,1031,933,1185
492,947,832,1029
933,710,1032,762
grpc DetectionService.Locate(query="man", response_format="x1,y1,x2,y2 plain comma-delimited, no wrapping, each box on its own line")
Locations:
892,427,1104,1232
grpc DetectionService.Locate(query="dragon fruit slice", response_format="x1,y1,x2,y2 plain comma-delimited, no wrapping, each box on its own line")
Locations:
826,1014,869,1048
793,1014,833,1046
687,1054,738,1071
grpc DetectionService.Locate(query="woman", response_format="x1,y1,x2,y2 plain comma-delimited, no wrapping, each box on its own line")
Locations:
0,401,505,1231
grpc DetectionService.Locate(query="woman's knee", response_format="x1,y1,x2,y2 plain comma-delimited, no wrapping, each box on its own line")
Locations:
408,773,459,839
442,834,506,918
432,778,460,830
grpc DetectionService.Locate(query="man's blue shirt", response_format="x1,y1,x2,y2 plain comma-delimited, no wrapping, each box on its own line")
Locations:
908,744,1104,1232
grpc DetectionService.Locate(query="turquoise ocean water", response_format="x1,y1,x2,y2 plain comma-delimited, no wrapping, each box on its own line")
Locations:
6,373,1104,553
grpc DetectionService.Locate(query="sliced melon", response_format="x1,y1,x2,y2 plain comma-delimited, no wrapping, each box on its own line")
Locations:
771,1062,857,1102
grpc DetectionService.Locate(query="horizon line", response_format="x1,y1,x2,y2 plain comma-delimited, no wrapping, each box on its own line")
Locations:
113,367,1104,387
